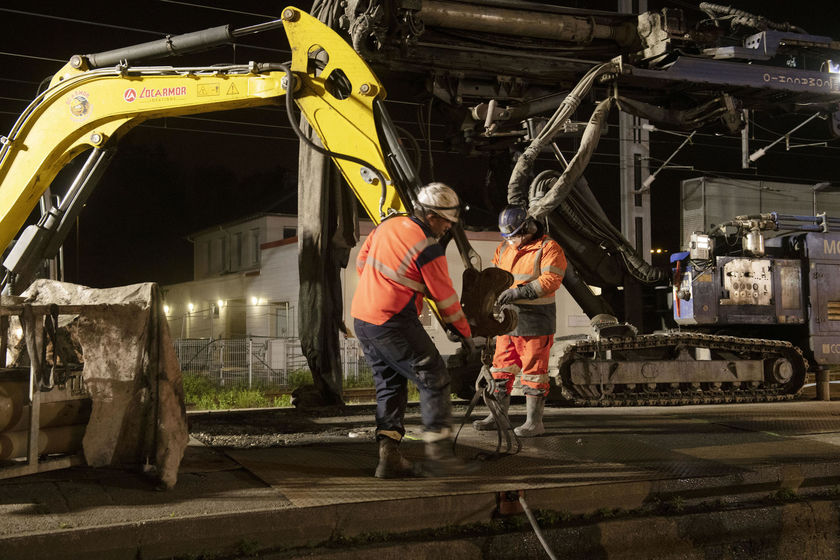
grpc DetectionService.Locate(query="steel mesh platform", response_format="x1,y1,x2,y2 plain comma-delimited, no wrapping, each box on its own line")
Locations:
222,401,840,509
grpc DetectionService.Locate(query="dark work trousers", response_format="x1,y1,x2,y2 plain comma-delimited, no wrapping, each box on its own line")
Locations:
354,317,452,439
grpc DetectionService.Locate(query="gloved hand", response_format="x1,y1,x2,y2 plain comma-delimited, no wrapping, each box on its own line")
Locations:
496,285,535,305
461,336,477,355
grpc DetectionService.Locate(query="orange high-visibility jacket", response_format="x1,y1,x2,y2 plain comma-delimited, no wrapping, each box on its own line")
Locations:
493,235,566,336
351,215,471,338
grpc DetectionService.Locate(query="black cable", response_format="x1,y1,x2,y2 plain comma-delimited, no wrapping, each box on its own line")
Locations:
277,64,391,217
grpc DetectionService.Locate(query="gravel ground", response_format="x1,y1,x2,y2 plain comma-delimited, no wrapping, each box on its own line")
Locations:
189,405,384,448
187,402,477,448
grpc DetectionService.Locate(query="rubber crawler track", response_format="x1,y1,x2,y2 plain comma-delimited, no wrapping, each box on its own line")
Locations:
557,332,808,407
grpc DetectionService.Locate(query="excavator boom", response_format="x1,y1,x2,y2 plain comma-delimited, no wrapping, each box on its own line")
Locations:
0,7,401,268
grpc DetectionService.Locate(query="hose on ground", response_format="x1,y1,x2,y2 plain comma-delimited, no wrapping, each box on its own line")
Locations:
520,494,559,560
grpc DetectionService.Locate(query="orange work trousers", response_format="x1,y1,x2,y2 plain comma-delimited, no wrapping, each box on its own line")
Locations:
490,334,553,397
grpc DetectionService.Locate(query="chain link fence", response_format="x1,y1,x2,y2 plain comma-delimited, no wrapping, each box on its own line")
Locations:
174,337,373,389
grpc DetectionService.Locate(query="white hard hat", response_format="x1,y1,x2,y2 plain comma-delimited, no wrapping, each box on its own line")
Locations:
416,182,461,223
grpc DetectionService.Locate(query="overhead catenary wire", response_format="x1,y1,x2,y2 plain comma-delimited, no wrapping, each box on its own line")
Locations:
157,0,275,19
0,59,831,192
24,113,827,188
0,8,163,36
0,51,65,63
0,6,291,73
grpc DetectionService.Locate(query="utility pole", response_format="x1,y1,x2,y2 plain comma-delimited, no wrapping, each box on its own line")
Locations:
618,0,651,329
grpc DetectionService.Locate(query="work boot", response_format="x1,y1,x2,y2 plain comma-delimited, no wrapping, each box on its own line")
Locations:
514,396,546,437
472,395,511,431
374,437,416,479
421,429,476,477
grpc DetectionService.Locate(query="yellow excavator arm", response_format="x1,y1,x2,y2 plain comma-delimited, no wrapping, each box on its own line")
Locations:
0,7,403,256
0,6,502,336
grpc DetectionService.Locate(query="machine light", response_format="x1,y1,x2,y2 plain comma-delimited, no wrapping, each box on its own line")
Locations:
693,235,710,249
828,60,840,74
251,296,258,305
217,299,225,309
187,303,195,313
163,305,170,315
689,233,712,260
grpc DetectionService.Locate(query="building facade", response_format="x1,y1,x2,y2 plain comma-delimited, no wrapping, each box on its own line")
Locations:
162,214,592,358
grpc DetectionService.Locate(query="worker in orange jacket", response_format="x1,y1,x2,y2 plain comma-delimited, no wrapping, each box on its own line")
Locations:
352,182,473,478
474,206,566,437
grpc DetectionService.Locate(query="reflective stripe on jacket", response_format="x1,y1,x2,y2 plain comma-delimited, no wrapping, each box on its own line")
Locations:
493,235,566,336
351,215,471,338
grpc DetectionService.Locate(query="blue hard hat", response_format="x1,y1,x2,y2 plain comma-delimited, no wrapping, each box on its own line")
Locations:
498,206,529,238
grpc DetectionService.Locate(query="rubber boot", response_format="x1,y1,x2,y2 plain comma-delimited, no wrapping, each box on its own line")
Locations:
514,396,546,437
374,437,416,479
472,395,511,431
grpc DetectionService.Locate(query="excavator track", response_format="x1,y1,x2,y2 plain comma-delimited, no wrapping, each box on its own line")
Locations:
557,332,808,406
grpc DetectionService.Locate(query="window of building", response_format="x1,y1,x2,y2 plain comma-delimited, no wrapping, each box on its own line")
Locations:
199,241,210,277
231,232,242,269
210,236,228,273
250,228,260,266
275,302,294,337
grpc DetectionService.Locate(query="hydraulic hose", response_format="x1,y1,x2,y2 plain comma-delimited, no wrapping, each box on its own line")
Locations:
519,494,559,560
698,3,807,33
531,171,666,285
507,62,617,206
527,96,613,220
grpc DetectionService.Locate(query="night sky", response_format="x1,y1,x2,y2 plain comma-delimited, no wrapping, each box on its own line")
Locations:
1,1,839,288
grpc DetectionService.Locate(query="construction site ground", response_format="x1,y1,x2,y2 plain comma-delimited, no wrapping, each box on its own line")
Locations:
2,385,840,560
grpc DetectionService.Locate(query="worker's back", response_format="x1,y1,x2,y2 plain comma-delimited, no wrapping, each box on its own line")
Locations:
352,215,435,326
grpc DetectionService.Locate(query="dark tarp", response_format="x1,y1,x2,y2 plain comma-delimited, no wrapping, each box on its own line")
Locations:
297,121,357,406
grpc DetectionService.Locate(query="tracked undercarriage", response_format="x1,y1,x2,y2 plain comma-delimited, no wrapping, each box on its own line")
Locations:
557,332,808,406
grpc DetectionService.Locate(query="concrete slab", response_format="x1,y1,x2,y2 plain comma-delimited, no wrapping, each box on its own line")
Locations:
1,400,840,559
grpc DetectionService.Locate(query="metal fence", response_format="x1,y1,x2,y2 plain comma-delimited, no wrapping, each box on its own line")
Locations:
174,337,373,389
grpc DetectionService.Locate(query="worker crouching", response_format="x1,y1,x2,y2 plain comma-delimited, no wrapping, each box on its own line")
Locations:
351,183,475,478
474,206,566,437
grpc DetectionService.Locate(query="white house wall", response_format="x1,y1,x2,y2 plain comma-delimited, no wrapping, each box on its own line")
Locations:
165,220,593,368
248,240,300,337
163,273,249,339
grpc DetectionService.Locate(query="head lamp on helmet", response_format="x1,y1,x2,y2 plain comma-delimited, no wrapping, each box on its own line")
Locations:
416,182,461,223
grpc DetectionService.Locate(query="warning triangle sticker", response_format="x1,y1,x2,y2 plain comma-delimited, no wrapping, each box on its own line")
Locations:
227,83,239,95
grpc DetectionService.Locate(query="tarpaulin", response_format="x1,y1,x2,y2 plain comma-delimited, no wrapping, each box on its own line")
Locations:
19,280,188,488
297,121,357,406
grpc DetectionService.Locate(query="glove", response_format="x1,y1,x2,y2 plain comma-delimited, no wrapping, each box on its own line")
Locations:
496,285,535,305
446,329,476,353
462,336,477,355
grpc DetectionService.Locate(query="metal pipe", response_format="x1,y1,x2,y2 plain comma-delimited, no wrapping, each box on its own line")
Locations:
418,0,636,46
5,399,91,433
0,424,86,461
0,380,27,433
